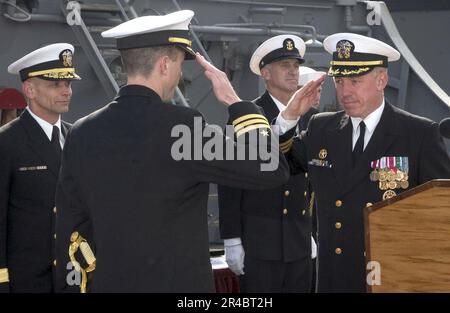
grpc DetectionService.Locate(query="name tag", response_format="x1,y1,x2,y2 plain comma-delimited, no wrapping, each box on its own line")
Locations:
18,165,48,171
308,159,332,168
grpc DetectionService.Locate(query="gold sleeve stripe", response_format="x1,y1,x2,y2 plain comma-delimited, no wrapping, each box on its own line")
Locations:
281,143,293,154
280,143,293,150
232,114,268,127
330,60,383,66
236,124,271,138
28,68,75,78
0,268,9,283
280,138,293,148
234,118,270,132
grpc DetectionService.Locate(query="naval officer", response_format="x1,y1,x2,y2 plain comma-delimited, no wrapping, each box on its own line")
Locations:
277,32,450,292
219,35,321,292
0,43,80,292
53,10,298,293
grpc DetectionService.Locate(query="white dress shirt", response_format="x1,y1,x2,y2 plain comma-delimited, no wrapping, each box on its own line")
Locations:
26,107,64,148
268,93,287,113
350,100,385,151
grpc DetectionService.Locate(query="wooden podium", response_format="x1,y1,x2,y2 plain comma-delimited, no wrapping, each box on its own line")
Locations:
364,179,450,292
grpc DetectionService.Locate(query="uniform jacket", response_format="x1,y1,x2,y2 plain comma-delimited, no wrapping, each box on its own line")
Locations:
284,102,450,292
0,110,70,292
219,91,313,262
54,85,289,293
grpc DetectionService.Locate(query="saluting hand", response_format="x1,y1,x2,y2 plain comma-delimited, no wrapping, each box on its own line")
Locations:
281,74,326,120
195,53,241,106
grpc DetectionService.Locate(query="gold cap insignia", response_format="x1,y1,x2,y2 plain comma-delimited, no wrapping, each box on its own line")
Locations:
60,49,73,67
336,40,354,59
284,39,294,51
319,149,327,159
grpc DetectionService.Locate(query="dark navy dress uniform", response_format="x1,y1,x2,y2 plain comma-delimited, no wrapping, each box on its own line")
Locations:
283,103,450,292
0,42,79,292
55,9,289,293
219,91,315,292
54,85,289,293
0,110,70,292
281,32,450,292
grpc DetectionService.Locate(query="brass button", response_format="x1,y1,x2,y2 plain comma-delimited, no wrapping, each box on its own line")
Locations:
283,208,288,215
302,210,306,215
335,248,342,255
364,251,367,257
335,200,342,207
335,222,342,229
53,260,57,266
304,191,307,197
53,207,57,213
284,190,290,196
366,202,373,208
54,234,56,239
305,172,308,178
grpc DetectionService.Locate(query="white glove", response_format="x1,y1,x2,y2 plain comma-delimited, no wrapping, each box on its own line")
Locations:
224,238,245,276
311,236,317,259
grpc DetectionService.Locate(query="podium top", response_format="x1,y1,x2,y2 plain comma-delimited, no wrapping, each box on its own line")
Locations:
365,179,450,214
364,179,450,292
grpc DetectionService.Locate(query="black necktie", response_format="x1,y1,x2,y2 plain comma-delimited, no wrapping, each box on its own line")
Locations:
352,121,366,167
51,125,62,158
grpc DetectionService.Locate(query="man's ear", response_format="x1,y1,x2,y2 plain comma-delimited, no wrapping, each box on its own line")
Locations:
376,69,388,91
159,55,170,76
260,66,272,81
22,80,34,100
